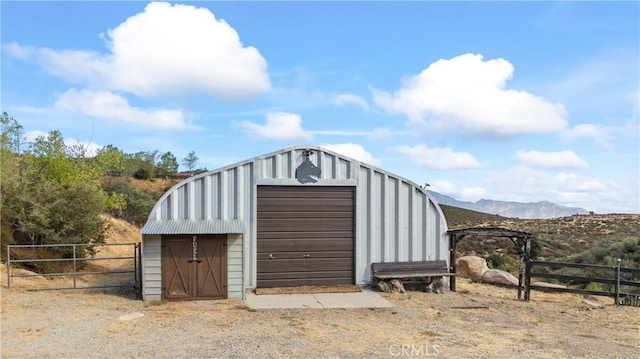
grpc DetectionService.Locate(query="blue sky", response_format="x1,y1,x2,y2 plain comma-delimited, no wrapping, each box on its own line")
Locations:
2,1,639,214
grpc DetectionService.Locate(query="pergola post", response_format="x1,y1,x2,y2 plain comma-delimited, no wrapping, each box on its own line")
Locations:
524,236,532,301
449,233,457,292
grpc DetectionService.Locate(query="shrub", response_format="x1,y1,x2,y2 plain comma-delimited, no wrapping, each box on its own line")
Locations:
486,253,519,273
101,177,158,226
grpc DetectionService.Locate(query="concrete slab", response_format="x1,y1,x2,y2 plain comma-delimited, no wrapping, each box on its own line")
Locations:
245,288,393,309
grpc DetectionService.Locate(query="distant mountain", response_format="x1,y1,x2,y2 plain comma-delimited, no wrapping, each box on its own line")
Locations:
427,191,589,219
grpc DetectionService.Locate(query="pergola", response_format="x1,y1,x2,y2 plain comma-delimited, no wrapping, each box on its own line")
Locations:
447,227,534,300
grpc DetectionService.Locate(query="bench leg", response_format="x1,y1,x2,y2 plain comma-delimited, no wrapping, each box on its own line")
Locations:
424,276,446,293
376,279,406,293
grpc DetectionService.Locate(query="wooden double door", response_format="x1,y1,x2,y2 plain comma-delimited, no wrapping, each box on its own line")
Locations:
162,235,227,300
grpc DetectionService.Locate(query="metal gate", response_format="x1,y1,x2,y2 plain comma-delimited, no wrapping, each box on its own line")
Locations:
6,243,141,292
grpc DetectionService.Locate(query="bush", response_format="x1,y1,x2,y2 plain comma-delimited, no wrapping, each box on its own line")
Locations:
486,253,519,273
101,177,158,226
584,281,609,293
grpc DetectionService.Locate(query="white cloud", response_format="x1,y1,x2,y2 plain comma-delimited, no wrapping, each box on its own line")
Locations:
459,187,487,202
427,180,485,202
6,2,270,100
516,150,588,169
332,93,369,111
373,53,568,137
428,180,457,195
553,172,605,193
54,89,186,129
392,143,481,170
565,124,614,149
238,112,313,141
309,127,405,139
322,143,379,165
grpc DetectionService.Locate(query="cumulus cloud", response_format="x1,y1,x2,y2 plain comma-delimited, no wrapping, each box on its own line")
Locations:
392,143,481,170
427,180,486,202
459,187,487,202
516,150,588,169
310,127,405,139
6,2,270,100
54,89,186,129
428,180,457,195
565,124,613,149
322,143,379,165
238,112,313,141
553,172,605,193
331,93,369,111
373,53,568,137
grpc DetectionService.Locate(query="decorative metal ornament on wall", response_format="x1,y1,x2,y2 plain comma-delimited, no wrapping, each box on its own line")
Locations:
295,150,321,184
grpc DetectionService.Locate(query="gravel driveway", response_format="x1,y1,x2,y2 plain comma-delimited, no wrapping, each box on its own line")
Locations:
2,279,639,359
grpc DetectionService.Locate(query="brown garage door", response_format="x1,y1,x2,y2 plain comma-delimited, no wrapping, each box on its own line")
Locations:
162,235,227,300
257,186,354,288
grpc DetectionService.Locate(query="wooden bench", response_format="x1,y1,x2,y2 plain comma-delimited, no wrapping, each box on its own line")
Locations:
371,260,455,293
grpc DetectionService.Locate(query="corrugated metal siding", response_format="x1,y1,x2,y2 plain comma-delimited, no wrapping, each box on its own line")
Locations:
354,166,448,283
142,146,448,294
227,234,244,299
141,219,244,235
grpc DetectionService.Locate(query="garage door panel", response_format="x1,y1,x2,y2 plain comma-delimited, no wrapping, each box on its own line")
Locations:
257,232,352,241
258,210,353,219
258,188,355,198
257,250,353,261
257,259,307,273
258,258,353,274
259,277,354,288
258,239,353,252
257,186,354,288
257,218,353,231
258,270,353,281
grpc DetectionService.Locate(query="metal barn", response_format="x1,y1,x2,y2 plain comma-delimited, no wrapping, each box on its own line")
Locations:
141,146,449,301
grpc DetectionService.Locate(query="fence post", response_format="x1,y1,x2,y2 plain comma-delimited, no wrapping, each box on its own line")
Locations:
7,246,11,289
615,258,621,305
524,259,532,301
72,244,77,289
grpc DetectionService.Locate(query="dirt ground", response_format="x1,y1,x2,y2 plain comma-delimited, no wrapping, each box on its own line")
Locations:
2,217,638,358
1,271,638,358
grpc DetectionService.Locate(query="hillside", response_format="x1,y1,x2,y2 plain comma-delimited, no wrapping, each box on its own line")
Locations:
441,204,640,265
430,191,589,219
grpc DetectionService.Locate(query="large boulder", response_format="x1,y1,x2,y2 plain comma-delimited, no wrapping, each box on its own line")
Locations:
481,269,519,286
456,256,489,281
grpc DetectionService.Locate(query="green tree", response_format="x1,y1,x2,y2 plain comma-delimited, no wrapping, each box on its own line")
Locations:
95,145,125,176
1,118,109,256
156,151,179,177
127,150,158,179
182,150,198,171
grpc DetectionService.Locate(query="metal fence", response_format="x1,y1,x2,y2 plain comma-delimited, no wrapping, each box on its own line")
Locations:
525,258,640,306
7,243,141,292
